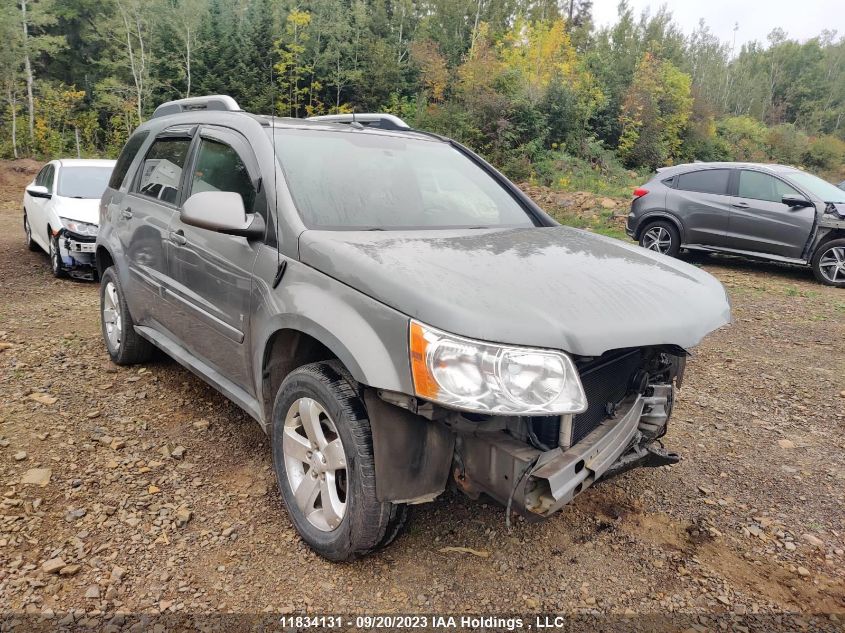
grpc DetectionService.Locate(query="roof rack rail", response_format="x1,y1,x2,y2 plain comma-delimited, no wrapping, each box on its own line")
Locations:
152,95,241,119
307,113,410,130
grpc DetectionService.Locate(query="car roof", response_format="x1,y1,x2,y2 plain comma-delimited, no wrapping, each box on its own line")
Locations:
140,109,445,144
655,161,800,178
54,159,117,168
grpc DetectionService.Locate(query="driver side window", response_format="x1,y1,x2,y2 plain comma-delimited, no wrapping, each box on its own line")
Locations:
36,165,55,192
189,138,256,213
738,171,799,204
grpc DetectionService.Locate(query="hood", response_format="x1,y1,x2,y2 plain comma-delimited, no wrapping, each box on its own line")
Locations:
298,226,731,357
53,196,100,226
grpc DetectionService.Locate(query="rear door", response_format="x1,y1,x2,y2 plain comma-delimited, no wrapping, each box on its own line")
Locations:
120,126,195,331
164,126,265,391
725,169,816,258
667,168,732,246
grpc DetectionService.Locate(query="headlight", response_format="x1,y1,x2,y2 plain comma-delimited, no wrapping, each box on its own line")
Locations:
409,320,587,415
59,217,98,237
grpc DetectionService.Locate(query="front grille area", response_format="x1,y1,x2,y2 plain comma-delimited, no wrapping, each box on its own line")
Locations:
570,349,643,446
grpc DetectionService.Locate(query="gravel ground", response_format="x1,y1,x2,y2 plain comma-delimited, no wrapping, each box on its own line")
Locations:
0,160,843,630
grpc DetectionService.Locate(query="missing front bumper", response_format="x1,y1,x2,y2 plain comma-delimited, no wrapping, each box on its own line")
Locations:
58,231,97,279
455,389,677,518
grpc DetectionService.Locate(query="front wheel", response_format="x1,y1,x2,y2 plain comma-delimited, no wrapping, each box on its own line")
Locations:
811,239,845,287
271,360,407,561
639,220,680,257
49,233,66,277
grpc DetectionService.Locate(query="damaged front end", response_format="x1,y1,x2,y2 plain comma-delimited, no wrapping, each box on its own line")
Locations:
55,225,97,280
452,347,684,518
369,346,685,519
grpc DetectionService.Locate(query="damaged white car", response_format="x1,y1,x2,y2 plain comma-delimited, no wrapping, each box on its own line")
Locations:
23,159,116,279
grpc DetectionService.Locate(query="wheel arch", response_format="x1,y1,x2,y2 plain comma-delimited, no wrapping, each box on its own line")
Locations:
257,312,411,427
636,212,685,242
95,245,115,277
812,228,845,253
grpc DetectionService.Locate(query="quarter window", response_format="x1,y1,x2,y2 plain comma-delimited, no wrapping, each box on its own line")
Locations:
189,139,256,211
109,130,150,190
135,136,192,204
676,169,730,196
738,170,799,204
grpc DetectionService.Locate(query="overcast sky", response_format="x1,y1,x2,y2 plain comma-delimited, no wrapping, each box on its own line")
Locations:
592,0,844,50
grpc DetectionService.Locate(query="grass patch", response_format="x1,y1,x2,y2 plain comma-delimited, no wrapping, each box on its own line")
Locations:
543,150,648,198
551,210,630,241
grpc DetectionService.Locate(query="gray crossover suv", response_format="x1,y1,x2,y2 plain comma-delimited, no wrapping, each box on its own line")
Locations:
96,95,730,560
626,162,845,286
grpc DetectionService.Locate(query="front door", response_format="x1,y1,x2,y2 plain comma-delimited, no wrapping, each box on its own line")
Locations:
165,127,265,392
27,164,55,248
725,169,816,259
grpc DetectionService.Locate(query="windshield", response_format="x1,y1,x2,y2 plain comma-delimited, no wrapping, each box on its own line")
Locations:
786,171,845,203
57,166,114,199
269,129,535,229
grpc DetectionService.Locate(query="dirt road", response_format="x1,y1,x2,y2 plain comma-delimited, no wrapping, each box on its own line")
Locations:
1,160,843,629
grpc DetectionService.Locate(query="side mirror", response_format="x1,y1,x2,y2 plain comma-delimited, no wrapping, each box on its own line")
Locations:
181,191,265,240
781,194,812,208
26,185,51,199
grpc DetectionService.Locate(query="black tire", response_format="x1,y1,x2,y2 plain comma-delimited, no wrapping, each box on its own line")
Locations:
638,220,681,257
99,266,154,365
49,232,66,277
23,212,38,252
811,238,845,287
271,360,408,561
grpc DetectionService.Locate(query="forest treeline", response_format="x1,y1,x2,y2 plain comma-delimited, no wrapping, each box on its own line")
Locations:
1,0,844,182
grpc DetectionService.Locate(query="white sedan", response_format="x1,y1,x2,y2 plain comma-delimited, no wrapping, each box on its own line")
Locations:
23,159,116,279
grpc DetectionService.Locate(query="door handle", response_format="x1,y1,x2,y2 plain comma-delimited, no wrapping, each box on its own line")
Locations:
731,202,750,209
121,207,133,219
169,229,187,246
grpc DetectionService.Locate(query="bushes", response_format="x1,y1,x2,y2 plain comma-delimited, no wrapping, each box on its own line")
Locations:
803,136,845,172
715,116,768,162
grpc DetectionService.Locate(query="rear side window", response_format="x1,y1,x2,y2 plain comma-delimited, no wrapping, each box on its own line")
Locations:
109,131,149,190
135,136,192,204
676,169,730,196
738,170,799,203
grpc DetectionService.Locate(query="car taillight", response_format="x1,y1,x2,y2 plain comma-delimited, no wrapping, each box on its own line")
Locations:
633,187,649,199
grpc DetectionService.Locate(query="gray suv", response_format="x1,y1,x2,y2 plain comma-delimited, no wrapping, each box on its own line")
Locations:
96,95,730,560
627,162,845,286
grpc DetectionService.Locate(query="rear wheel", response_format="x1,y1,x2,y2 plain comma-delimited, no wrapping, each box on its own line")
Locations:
271,360,407,561
23,213,38,252
639,220,680,257
811,239,845,287
99,266,154,364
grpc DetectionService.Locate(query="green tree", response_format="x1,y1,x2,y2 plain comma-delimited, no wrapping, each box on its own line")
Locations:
618,51,692,169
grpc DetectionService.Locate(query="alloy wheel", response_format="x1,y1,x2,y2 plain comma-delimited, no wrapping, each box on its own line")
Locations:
282,397,348,532
24,217,31,244
818,246,845,284
102,282,123,352
642,226,672,254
